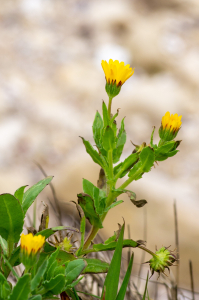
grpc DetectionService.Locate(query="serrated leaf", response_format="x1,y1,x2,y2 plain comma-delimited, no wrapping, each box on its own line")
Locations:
77,193,103,228
116,253,134,300
43,274,66,294
0,194,24,243
82,179,105,215
93,111,103,148
102,126,116,151
82,258,109,274
14,185,28,204
65,259,87,285
22,176,53,215
128,147,154,180
81,137,104,168
155,141,176,155
9,274,31,300
113,118,126,164
31,258,48,291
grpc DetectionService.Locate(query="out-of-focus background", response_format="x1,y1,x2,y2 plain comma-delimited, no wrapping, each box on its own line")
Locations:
1,0,199,297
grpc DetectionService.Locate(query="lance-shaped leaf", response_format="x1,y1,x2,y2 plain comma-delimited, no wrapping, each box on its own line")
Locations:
102,126,116,151
82,258,109,274
116,252,134,300
155,141,180,161
43,274,66,295
65,259,87,285
93,239,138,252
0,272,11,299
128,147,155,180
113,118,126,164
93,111,103,148
9,274,31,300
142,272,149,300
81,137,105,168
102,101,109,128
31,258,48,291
77,193,103,228
0,194,24,243
102,224,125,300
114,153,139,179
0,236,7,255
14,185,28,204
28,296,42,300
22,176,53,215
75,216,86,256
36,226,79,239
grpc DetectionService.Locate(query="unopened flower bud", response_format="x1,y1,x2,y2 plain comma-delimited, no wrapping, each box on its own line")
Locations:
159,111,182,142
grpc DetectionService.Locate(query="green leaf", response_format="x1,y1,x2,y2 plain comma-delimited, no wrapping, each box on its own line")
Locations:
102,101,109,128
9,274,31,300
93,111,103,148
56,250,76,265
150,127,156,148
142,272,149,300
46,260,58,281
116,253,134,300
92,239,138,253
82,258,109,274
43,274,66,294
22,176,53,215
155,150,178,161
155,141,176,155
81,137,104,168
114,153,139,179
102,224,125,300
113,118,126,163
0,236,7,255
14,185,28,204
0,272,11,299
65,259,87,285
28,296,42,300
0,194,24,243
104,200,124,212
76,216,86,256
35,226,79,239
31,259,48,291
77,193,103,228
102,126,116,151
128,147,155,180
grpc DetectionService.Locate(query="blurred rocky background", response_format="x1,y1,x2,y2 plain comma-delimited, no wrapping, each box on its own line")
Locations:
1,0,199,298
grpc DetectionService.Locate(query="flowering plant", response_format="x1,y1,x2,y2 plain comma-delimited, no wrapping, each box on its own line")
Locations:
0,59,181,300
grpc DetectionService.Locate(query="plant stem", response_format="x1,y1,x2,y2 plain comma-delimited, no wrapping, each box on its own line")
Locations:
82,226,99,250
118,176,134,190
108,97,113,117
138,245,157,258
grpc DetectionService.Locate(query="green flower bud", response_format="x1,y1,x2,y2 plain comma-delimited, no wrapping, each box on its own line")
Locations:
149,247,177,277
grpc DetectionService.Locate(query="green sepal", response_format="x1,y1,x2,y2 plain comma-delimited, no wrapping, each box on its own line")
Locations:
102,126,116,151
105,81,121,99
77,193,103,228
22,176,53,215
82,258,109,274
128,147,155,180
81,137,105,168
9,274,31,300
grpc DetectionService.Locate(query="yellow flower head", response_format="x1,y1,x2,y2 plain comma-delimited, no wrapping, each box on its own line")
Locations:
101,59,134,87
161,111,182,132
20,233,45,255
159,111,182,141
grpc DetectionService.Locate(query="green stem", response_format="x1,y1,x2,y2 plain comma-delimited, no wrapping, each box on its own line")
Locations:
138,245,157,258
118,176,134,190
108,97,113,117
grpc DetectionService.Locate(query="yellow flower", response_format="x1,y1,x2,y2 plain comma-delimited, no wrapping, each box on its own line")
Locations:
20,233,45,255
101,59,134,87
159,111,182,141
161,111,182,132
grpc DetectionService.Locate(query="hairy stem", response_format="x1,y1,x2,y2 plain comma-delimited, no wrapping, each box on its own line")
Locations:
108,97,113,117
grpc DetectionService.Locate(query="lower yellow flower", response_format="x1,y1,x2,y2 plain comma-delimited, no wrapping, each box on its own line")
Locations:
159,111,182,141
101,59,134,99
20,233,45,255
20,233,45,269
